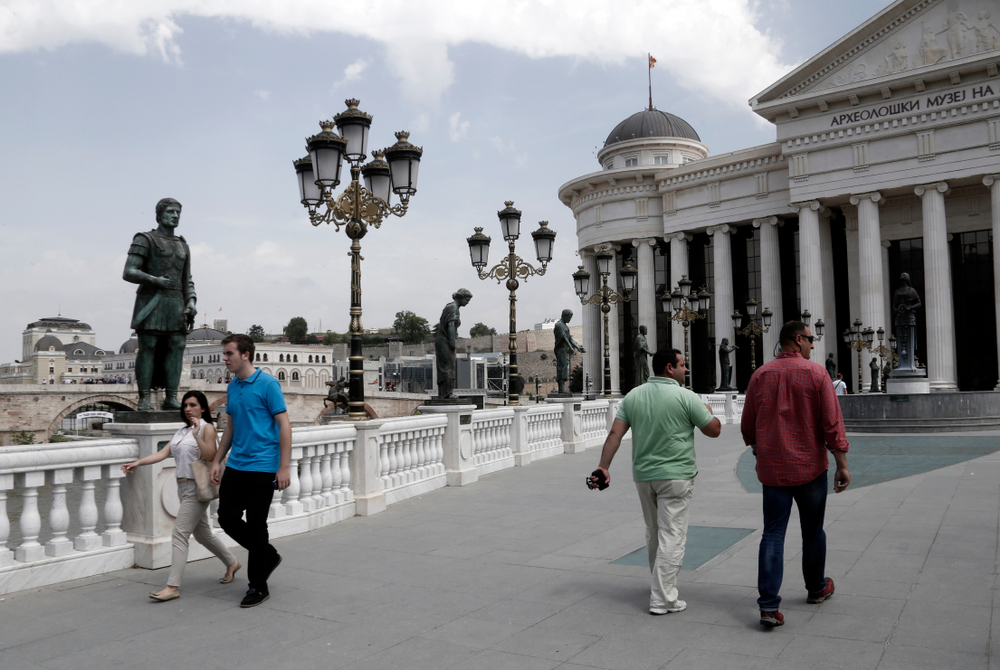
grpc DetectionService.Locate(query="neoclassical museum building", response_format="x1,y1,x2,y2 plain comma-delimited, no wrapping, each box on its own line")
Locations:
559,0,1000,395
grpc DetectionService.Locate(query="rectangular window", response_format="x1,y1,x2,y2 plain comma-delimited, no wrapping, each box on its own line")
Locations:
624,156,638,167
654,155,670,165
604,160,614,170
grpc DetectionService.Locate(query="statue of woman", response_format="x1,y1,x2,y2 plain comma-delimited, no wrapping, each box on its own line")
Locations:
434,289,473,398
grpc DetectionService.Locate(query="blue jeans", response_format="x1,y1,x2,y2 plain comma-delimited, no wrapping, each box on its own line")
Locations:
758,471,828,611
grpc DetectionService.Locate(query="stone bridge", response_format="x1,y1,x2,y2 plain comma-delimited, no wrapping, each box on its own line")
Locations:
0,383,432,445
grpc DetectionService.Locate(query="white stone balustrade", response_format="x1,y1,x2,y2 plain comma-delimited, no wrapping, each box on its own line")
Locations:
470,408,515,475
377,414,448,504
2,401,624,596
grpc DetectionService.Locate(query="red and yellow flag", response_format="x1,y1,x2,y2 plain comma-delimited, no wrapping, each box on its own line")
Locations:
649,55,657,68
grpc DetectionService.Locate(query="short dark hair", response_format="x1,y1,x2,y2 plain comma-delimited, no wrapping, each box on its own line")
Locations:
778,321,808,346
155,197,181,221
180,390,213,425
222,333,255,360
652,349,682,376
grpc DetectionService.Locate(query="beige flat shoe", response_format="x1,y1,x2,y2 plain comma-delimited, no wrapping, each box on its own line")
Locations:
220,559,242,584
149,590,180,602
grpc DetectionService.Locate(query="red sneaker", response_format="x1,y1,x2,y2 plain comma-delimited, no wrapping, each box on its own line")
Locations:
807,577,835,604
759,610,784,627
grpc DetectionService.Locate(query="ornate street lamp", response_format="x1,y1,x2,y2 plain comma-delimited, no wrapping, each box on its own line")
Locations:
574,248,636,398
732,298,773,371
842,318,875,393
800,310,825,341
661,276,710,389
293,99,423,420
870,326,895,393
467,201,554,406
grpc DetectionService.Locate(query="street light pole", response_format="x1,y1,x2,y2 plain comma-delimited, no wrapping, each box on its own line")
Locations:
842,318,875,393
732,298,774,371
573,249,637,398
293,99,423,420
661,276,710,389
467,202,555,406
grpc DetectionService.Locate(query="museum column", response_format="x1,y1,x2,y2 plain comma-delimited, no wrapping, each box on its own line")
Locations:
819,213,838,370
708,225,735,390
792,201,828,362
849,192,885,391
985,174,1000,389
916,182,957,390
669,232,690,353
753,216,782,366
580,250,600,395
633,238,657,352
607,247,621,395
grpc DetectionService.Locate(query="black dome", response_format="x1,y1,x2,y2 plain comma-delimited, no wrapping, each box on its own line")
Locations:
604,109,700,146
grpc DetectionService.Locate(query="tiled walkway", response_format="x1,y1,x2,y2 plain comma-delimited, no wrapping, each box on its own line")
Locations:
3,425,998,669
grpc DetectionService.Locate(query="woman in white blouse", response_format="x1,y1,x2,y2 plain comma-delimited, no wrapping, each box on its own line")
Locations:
122,390,241,601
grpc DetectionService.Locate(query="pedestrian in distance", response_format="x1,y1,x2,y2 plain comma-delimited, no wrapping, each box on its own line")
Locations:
589,349,721,615
211,334,291,608
833,372,847,395
121,390,240,602
741,321,851,628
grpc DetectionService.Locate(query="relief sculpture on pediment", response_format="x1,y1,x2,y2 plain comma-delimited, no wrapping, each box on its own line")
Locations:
804,0,1000,95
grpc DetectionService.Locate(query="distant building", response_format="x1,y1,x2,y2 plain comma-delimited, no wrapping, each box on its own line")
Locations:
1,317,110,385
533,318,557,331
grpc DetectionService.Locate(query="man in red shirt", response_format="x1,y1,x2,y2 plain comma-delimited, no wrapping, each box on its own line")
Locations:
741,321,851,628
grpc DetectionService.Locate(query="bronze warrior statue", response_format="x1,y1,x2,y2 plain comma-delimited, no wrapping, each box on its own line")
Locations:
634,324,653,385
554,309,585,395
718,337,738,390
123,198,196,411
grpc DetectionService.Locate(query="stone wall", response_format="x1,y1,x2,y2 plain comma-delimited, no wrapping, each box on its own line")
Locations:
358,326,582,360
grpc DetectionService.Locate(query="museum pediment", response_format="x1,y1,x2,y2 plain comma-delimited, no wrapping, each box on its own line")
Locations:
755,0,1000,105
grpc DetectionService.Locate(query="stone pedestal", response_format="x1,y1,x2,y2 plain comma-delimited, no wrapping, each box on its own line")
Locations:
418,404,478,487
105,420,185,568
886,378,931,395
546,397,585,454
350,419,387,516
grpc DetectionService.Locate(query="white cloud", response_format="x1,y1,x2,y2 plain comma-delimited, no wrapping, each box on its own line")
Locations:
335,58,368,86
409,113,430,134
448,112,469,142
0,1,794,108
254,90,271,100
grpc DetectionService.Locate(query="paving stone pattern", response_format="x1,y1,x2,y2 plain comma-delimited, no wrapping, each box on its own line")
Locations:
3,425,999,669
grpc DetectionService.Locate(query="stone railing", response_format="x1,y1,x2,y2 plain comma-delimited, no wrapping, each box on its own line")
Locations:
1,399,623,595
700,393,744,424
470,408,515,475
0,439,138,594
376,415,447,505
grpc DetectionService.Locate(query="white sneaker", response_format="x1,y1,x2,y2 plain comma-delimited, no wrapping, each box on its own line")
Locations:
649,600,687,615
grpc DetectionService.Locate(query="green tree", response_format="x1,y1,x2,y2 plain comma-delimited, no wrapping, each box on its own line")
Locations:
247,324,266,342
12,430,36,445
393,310,431,344
469,322,497,337
283,317,309,343
322,331,342,345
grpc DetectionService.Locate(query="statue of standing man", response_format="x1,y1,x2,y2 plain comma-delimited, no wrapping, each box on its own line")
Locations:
554,309,585,395
434,289,473,399
892,272,922,373
123,198,196,411
633,325,653,385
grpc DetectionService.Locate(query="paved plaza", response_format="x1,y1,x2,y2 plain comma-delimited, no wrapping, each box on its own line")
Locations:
3,424,998,670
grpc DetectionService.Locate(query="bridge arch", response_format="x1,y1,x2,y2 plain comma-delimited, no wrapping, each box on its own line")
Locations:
47,394,140,436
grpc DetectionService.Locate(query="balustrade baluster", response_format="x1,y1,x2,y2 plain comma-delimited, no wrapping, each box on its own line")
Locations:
414,431,427,479
330,444,344,504
311,447,324,509
378,439,390,489
73,466,102,552
102,465,127,546
403,431,415,484
299,449,315,512
339,447,352,499
45,468,74,557
0,475,13,567
284,448,303,515
386,435,399,488
15,472,45,562
320,446,334,506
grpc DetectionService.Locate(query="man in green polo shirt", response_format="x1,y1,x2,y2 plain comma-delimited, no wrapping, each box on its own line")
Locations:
590,348,721,615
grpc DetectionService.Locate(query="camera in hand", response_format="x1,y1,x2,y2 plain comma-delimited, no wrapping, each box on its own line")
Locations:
586,468,609,491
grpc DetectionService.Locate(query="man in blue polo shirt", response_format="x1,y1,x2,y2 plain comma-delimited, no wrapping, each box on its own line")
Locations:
590,349,720,615
211,334,291,608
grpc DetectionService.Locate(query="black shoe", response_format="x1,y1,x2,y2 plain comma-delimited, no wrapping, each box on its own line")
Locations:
263,553,283,583
240,588,269,608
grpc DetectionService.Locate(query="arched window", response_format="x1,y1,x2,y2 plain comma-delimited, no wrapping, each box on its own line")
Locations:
292,371,299,381
263,354,268,362
278,371,286,381
322,355,326,363
293,355,298,363
199,370,205,379
308,355,313,363
255,353,260,361
279,354,284,362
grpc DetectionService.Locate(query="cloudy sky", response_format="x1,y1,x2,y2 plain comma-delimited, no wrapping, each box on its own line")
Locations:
0,0,892,362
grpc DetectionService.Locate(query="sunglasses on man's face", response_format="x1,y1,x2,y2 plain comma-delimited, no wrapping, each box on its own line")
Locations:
798,334,815,344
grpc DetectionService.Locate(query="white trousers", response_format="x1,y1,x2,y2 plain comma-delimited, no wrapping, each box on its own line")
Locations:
634,478,693,609
167,479,236,587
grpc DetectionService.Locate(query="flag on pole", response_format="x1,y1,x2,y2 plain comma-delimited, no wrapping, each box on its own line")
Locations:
219,307,223,311
649,55,657,68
